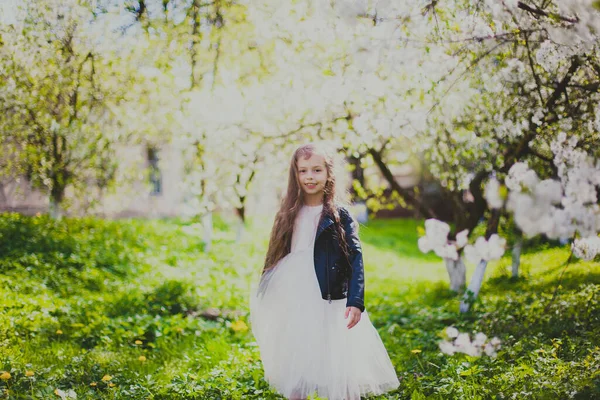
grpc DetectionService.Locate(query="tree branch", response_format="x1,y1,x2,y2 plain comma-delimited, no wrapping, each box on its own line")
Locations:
517,1,579,24
501,55,582,172
368,147,439,219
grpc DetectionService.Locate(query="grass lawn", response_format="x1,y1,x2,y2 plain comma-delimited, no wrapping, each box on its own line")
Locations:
0,213,598,399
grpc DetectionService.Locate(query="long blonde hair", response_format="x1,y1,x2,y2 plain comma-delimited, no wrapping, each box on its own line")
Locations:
263,143,350,272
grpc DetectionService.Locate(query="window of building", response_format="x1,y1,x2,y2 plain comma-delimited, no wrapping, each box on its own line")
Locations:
147,146,162,196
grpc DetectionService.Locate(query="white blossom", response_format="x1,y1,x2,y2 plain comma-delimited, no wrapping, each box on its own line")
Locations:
418,219,469,261
464,234,507,263
446,326,459,339
485,177,504,209
572,236,600,261
504,150,599,244
439,340,456,355
439,328,501,358
456,230,469,249
434,243,459,260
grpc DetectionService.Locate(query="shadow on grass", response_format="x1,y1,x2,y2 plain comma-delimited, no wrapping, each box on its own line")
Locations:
0,213,79,259
370,263,599,345
485,269,600,294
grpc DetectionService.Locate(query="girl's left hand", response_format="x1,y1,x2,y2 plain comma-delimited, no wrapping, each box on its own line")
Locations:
345,306,361,329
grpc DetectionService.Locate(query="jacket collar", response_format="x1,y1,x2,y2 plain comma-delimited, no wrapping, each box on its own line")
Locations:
316,213,334,240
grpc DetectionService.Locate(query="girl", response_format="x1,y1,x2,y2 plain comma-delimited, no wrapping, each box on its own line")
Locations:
249,143,400,400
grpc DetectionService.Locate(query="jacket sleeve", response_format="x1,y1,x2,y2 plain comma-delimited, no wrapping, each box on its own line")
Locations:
340,207,365,312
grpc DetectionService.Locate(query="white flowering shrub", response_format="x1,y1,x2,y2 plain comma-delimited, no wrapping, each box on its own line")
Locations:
463,235,507,265
485,133,600,262
417,219,469,261
439,327,502,358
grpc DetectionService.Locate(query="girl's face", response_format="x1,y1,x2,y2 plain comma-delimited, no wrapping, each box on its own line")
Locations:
297,154,328,199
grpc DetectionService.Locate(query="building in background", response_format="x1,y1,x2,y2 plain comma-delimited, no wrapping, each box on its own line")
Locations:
0,145,431,220
0,143,189,218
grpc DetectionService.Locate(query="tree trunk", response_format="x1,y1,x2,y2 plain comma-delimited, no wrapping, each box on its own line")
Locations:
202,211,213,252
235,205,246,243
236,205,245,224
49,182,65,220
236,217,245,243
512,239,523,279
0,182,8,205
460,260,488,313
444,256,466,292
49,197,63,219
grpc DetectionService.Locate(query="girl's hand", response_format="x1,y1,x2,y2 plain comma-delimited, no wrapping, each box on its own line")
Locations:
345,306,361,329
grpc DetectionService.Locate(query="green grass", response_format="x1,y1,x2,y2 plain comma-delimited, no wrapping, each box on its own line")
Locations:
0,212,598,399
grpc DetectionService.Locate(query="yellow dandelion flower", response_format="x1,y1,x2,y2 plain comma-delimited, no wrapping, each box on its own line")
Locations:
134,340,143,345
109,383,116,388
101,374,112,382
90,382,97,387
56,329,63,335
138,355,147,362
25,370,34,377
0,371,11,380
411,349,422,354
231,320,248,332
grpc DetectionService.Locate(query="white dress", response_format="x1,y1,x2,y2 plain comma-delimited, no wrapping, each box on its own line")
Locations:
249,204,400,400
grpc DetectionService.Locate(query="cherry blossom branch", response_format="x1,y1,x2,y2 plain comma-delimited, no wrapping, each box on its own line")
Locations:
517,1,580,24
523,33,544,106
501,55,582,172
368,147,439,219
427,41,507,116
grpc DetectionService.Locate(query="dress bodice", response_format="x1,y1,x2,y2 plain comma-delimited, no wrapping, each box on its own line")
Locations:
290,204,323,253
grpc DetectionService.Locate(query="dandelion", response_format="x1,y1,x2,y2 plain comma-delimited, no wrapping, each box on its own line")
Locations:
134,340,143,345
90,382,97,387
0,371,10,380
231,320,248,332
109,383,116,388
411,349,425,372
138,355,147,362
101,374,112,382
25,370,34,377
56,329,63,335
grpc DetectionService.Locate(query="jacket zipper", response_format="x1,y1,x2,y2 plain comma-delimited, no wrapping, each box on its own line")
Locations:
326,238,331,303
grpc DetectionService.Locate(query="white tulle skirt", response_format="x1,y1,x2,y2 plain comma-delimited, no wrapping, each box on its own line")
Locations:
249,248,400,400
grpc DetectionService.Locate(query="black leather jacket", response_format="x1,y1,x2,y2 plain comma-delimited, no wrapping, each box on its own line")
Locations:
313,206,365,312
